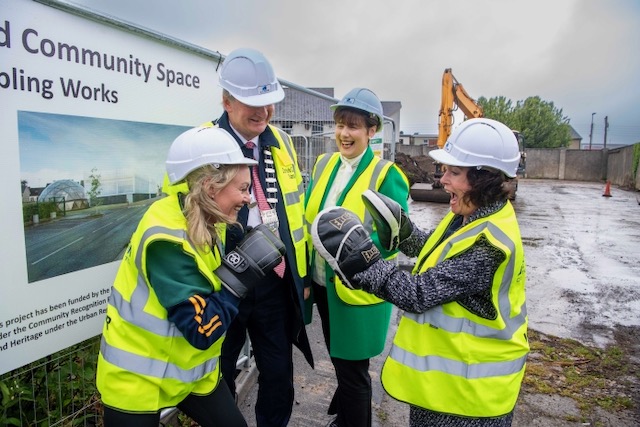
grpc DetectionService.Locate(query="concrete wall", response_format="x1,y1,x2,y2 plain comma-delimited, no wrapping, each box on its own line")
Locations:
523,148,603,181
395,142,640,190
563,149,604,181
525,149,561,179
607,145,638,189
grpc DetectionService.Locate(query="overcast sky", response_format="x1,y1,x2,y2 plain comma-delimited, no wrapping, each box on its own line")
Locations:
70,0,640,147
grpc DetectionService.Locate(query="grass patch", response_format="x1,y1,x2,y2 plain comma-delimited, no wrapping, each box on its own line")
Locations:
522,329,637,418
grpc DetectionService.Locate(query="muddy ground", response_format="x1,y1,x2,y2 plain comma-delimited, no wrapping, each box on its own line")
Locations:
230,179,640,426
408,179,640,349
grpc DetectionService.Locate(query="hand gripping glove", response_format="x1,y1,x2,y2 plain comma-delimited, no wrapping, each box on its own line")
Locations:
311,207,381,290
215,224,286,298
362,189,413,252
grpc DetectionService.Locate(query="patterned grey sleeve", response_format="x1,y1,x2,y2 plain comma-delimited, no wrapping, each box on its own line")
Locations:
353,236,506,316
398,226,430,257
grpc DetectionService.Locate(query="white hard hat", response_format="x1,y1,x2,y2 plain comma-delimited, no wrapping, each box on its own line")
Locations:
166,127,257,184
218,48,285,107
429,118,521,178
331,87,384,132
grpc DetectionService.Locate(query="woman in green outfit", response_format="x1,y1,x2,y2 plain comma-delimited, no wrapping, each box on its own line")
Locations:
304,88,410,427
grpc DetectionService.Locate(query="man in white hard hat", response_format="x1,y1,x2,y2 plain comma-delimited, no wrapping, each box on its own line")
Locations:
203,48,313,427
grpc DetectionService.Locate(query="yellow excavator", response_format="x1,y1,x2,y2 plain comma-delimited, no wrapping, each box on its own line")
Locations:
437,68,484,148
409,68,524,202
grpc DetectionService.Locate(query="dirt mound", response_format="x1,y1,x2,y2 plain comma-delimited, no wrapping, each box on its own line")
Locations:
394,152,436,186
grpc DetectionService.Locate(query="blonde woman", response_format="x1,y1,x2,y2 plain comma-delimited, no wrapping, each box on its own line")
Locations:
97,127,285,427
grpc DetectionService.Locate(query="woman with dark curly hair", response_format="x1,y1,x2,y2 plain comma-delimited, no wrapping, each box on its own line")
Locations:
311,118,529,427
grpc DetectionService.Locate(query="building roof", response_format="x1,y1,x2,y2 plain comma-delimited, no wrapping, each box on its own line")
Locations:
274,87,401,123
274,87,335,122
29,187,45,197
569,125,582,141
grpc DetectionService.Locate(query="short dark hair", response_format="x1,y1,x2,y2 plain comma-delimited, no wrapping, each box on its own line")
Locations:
464,167,511,207
333,107,378,130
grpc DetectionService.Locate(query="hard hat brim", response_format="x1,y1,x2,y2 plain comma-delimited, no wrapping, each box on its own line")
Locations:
229,86,285,107
429,149,476,168
165,126,258,185
429,148,517,178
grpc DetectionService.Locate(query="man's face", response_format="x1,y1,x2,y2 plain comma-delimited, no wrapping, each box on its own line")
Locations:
224,96,274,140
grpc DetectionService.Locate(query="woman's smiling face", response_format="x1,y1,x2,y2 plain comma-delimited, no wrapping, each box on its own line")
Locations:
334,117,376,159
210,166,251,219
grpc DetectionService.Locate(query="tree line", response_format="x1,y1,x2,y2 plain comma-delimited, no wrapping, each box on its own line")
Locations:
478,96,571,149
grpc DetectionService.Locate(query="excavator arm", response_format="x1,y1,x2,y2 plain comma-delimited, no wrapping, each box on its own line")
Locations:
411,68,522,202
437,68,484,148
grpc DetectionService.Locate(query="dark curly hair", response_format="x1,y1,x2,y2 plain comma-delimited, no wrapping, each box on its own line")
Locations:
463,167,512,208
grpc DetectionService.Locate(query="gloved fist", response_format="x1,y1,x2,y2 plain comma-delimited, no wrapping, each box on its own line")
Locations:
362,190,413,252
311,207,380,290
215,224,286,298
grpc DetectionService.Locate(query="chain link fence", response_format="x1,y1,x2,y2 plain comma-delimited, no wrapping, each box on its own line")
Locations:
1,337,102,427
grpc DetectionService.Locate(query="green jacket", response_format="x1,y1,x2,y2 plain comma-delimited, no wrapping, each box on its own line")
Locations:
305,147,409,359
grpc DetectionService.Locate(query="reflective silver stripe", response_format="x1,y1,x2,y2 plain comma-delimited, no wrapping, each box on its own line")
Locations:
108,225,198,338
108,287,180,337
389,345,527,378
101,339,218,382
406,221,526,340
272,127,306,202
284,189,300,206
273,127,296,163
291,225,305,244
362,159,392,231
306,153,332,231
312,153,333,182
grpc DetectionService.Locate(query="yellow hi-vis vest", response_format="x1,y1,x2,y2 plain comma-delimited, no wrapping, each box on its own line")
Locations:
97,195,225,412
203,122,308,279
381,202,529,417
305,152,397,305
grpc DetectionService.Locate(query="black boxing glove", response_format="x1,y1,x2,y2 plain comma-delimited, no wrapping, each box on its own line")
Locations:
215,224,285,298
362,189,413,252
311,207,380,290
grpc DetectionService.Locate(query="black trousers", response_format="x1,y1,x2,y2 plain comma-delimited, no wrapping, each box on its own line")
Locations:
313,282,372,427
221,272,294,427
102,379,246,427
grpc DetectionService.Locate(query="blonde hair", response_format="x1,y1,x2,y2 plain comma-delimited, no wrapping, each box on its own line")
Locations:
183,164,244,251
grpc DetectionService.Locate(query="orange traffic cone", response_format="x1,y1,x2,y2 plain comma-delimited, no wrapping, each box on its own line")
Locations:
602,180,612,197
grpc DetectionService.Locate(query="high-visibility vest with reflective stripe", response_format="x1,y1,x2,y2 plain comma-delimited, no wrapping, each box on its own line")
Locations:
305,152,397,305
381,202,529,417
203,122,308,279
97,195,225,412
267,125,309,278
